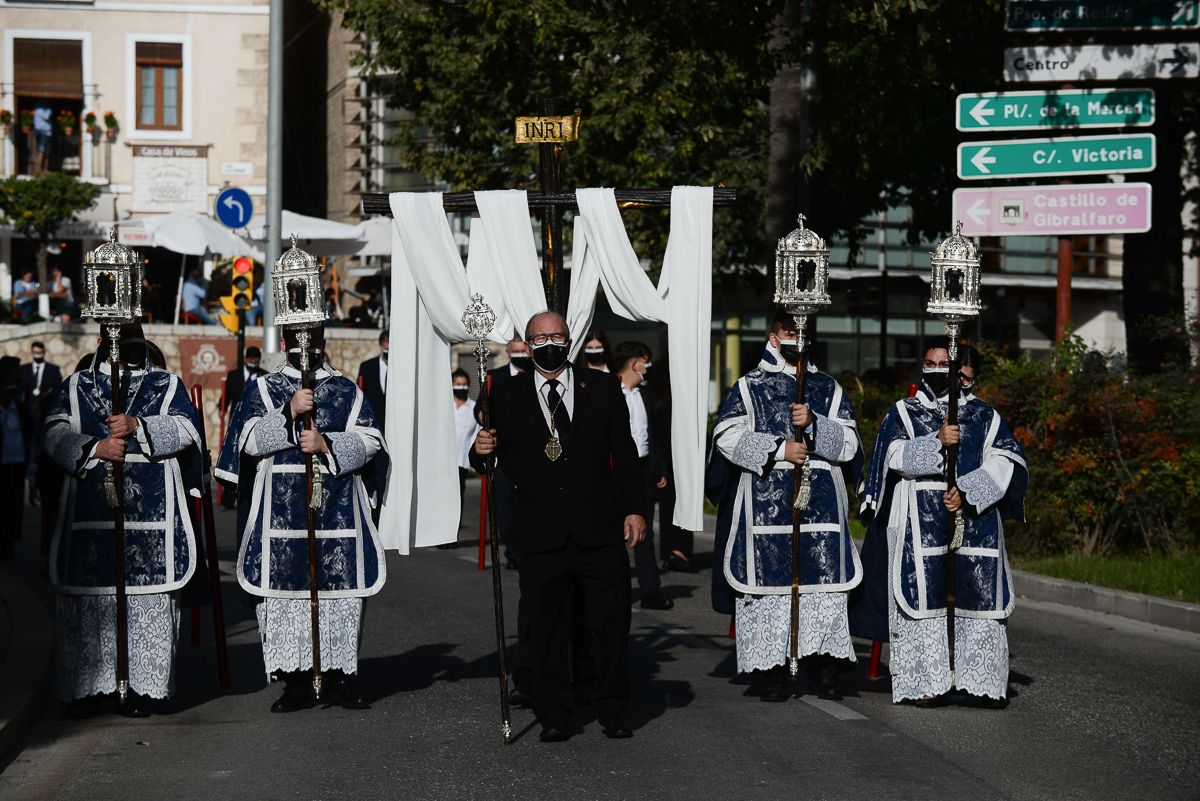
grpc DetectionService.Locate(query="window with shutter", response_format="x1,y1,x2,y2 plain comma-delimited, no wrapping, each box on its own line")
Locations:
135,42,183,131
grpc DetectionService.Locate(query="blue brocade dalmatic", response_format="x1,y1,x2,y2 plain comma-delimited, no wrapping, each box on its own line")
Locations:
216,366,386,599
860,389,1028,620
43,365,203,595
713,351,863,595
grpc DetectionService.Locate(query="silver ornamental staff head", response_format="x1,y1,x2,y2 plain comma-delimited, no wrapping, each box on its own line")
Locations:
773,213,832,319
272,235,326,330
927,220,982,325
82,226,143,323
462,293,497,342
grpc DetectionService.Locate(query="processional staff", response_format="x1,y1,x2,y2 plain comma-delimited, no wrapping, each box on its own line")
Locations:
462,293,513,744
272,236,328,700
772,214,831,678
925,221,982,679
81,227,144,712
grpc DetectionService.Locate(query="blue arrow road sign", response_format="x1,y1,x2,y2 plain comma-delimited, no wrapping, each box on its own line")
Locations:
215,187,253,229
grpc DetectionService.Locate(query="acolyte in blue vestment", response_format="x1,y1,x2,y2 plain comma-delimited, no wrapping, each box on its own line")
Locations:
43,364,203,594
216,365,386,599
859,387,1028,620
713,347,864,595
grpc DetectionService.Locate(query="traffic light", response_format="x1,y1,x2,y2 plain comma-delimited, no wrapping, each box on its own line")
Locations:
219,257,255,333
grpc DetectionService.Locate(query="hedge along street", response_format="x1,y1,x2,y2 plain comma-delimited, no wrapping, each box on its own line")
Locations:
957,133,1156,180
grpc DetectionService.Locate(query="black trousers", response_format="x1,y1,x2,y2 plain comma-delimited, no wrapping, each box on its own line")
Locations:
493,467,519,564
0,463,25,559
631,458,662,598
655,478,694,562
519,539,631,728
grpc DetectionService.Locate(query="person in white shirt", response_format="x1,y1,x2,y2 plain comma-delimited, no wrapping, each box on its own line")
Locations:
452,368,481,531
581,329,612,372
613,340,673,611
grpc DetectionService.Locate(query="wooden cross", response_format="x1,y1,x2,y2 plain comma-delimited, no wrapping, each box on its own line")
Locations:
361,97,737,316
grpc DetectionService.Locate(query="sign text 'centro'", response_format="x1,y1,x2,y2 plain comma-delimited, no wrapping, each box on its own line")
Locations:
1005,42,1199,82
957,133,1156,179
953,182,1152,236
956,88,1155,131
514,113,582,144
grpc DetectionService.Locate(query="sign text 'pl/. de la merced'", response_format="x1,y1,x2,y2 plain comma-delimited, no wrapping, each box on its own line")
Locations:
957,133,1156,180
953,182,1152,237
956,88,1155,132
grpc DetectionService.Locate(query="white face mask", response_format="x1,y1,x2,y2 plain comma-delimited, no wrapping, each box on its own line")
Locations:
584,347,605,356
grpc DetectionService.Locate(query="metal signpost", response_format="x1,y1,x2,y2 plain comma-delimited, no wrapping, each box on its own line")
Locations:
215,187,254,229
1004,42,1200,82
955,88,1155,131
957,133,1156,179
953,182,1152,236
1006,0,1200,31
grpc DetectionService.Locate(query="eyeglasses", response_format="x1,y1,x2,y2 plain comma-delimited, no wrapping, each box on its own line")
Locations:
923,359,950,369
528,332,568,346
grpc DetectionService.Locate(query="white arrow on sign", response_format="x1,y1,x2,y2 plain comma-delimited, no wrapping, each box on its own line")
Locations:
967,198,991,226
970,147,997,174
223,194,246,223
969,98,994,127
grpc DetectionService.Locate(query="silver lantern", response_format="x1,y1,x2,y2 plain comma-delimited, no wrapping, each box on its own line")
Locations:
773,213,831,352
82,226,143,325
271,236,325,330
927,220,982,330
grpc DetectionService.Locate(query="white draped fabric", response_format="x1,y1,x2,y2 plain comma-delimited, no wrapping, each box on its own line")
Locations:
380,190,544,552
381,185,713,550
565,186,713,531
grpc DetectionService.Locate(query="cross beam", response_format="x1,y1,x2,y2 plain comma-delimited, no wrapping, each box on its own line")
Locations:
360,187,738,215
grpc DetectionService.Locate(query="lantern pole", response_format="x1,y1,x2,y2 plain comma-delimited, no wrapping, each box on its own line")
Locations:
772,213,831,677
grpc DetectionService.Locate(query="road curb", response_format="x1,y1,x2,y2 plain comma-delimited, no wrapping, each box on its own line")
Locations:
0,569,53,766
1014,569,1200,634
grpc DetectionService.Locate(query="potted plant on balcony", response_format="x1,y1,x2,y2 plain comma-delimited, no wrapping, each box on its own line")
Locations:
0,110,11,134
20,110,33,133
84,111,101,146
57,109,76,137
103,111,119,143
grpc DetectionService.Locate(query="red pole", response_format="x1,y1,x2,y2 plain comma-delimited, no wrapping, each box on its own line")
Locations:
191,384,232,688
728,617,736,639
867,640,883,681
217,378,227,505
1056,235,1072,342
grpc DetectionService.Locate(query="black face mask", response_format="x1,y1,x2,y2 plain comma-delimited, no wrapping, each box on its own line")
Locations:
286,348,324,371
33,356,45,364
584,352,607,366
922,369,952,398
508,354,531,372
776,339,801,366
452,387,470,400
531,342,569,373
118,341,148,370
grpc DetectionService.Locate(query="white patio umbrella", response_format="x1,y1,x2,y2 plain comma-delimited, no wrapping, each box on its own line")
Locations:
247,210,368,256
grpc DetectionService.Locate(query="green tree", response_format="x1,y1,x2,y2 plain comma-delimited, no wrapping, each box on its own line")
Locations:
0,173,102,315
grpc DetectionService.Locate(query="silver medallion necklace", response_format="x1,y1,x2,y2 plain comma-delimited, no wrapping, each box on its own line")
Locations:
539,371,570,462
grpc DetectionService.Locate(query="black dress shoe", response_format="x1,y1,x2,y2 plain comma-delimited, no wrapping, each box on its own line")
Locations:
327,670,370,710
117,691,151,718
508,690,533,708
807,656,843,701
600,717,634,739
538,725,570,742
667,553,694,573
639,595,674,611
760,666,789,702
271,674,314,713
909,694,946,709
66,695,105,719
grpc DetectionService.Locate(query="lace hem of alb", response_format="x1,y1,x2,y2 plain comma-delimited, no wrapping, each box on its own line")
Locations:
888,609,1009,702
55,592,180,702
734,592,855,673
255,597,363,678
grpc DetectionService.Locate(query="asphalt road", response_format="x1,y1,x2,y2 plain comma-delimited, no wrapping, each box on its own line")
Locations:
3,479,1198,801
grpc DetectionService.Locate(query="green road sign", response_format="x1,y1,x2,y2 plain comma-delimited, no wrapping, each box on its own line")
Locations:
956,88,1155,132
957,133,1156,179
1007,0,1200,32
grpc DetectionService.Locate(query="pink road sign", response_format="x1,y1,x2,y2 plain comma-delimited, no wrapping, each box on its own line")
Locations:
952,182,1151,237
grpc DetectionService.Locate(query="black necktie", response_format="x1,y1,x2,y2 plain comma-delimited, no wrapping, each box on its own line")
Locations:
545,378,571,437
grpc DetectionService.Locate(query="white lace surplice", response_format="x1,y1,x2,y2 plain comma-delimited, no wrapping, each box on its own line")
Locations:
55,592,180,702
735,592,855,673
889,606,1009,701
256,597,362,678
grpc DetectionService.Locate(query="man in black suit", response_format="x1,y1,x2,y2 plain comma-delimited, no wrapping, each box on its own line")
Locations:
222,346,265,415
473,311,646,743
484,336,530,566
0,356,33,559
357,330,389,522
612,340,673,610
20,340,61,426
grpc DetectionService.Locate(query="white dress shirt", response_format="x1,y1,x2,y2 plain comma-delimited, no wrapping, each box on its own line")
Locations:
532,367,575,434
454,398,481,470
622,384,650,458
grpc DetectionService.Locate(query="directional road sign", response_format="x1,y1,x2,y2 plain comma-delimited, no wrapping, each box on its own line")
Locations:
1005,42,1199,82
957,133,1155,180
215,187,253,229
1006,0,1200,32
953,182,1152,236
956,88,1155,132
